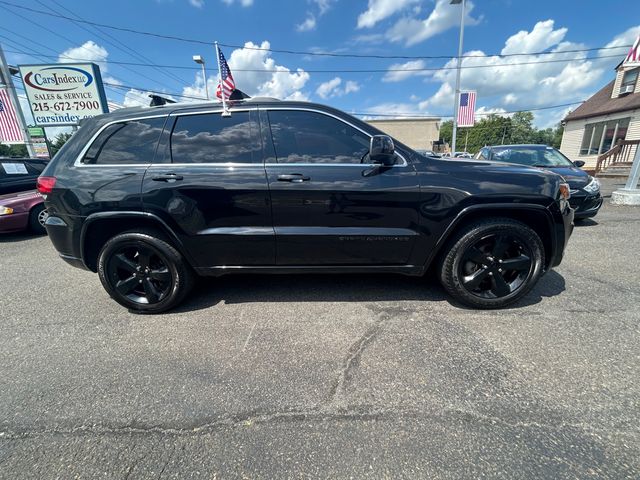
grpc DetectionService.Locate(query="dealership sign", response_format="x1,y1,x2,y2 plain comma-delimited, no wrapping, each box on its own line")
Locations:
18,63,109,127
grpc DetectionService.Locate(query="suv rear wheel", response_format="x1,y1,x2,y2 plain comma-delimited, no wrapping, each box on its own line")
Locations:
97,231,194,313
439,218,544,309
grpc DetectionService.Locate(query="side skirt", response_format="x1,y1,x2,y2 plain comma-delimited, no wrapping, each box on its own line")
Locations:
194,264,426,277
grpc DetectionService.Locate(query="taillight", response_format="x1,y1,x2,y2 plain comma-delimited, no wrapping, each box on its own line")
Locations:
37,176,56,194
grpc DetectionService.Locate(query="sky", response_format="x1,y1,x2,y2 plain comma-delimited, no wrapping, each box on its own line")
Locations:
2,0,640,136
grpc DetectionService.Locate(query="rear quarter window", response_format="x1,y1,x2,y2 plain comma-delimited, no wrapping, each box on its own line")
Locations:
82,117,166,165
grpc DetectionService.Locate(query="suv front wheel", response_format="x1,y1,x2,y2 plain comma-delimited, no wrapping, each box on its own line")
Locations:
439,218,544,309
97,231,194,313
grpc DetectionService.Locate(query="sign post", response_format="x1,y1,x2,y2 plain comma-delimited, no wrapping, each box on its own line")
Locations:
0,44,36,157
18,63,108,127
27,126,50,159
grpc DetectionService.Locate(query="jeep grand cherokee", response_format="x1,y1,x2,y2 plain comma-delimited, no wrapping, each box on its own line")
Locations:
38,99,574,312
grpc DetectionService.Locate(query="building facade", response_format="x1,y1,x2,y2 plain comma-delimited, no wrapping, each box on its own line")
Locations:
561,64,640,170
366,117,440,151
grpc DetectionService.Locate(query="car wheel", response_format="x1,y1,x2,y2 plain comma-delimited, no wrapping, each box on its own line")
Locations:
439,218,544,309
29,204,48,235
97,231,194,313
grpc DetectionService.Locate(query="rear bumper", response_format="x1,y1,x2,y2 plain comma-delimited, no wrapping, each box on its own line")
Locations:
44,214,88,270
0,211,29,233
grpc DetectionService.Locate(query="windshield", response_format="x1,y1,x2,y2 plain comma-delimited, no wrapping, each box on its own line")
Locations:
490,147,574,167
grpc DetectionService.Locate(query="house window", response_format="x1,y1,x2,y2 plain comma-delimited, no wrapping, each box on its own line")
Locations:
621,68,639,92
579,117,630,156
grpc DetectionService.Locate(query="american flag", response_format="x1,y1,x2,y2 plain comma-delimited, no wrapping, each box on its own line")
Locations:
216,47,235,100
457,91,476,127
624,35,640,68
0,88,24,144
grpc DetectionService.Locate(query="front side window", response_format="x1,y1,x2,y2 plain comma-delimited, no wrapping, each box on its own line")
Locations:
83,117,165,164
267,110,370,164
170,111,259,164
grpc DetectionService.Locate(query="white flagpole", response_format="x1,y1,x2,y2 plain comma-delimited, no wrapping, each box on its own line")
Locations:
214,42,230,116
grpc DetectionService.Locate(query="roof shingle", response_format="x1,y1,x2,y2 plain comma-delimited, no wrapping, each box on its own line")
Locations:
565,80,640,121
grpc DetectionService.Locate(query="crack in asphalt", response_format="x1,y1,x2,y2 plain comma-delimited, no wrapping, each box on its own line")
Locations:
0,405,636,440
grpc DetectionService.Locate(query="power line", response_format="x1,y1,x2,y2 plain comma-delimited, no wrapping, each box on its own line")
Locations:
45,0,188,87
0,0,631,61
1,4,185,93
0,48,624,74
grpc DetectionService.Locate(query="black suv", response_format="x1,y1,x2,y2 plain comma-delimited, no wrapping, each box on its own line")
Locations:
39,100,574,312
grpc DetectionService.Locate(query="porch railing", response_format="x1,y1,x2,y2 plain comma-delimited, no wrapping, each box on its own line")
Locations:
595,139,640,176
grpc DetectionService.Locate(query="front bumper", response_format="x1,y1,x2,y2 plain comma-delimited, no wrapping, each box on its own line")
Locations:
0,211,29,233
570,192,603,218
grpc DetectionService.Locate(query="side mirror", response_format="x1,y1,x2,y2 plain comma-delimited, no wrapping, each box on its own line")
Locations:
573,160,585,168
370,135,396,165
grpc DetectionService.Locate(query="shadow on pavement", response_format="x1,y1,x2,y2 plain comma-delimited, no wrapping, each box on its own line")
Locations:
173,269,567,313
574,218,598,227
0,232,45,243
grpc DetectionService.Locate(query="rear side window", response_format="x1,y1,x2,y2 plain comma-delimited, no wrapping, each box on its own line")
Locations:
267,110,370,164
82,117,165,165
170,111,259,164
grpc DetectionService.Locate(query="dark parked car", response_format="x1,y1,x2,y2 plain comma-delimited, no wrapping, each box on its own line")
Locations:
476,145,602,219
39,100,574,313
0,190,47,234
0,158,49,195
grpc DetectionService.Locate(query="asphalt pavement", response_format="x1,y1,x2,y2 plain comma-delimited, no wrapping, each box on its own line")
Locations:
0,179,638,479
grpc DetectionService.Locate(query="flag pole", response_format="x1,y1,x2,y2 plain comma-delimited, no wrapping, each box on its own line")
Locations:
214,41,230,116
0,44,36,157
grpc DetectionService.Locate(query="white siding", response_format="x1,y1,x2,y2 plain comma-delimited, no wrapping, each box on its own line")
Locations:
612,68,624,98
560,110,640,169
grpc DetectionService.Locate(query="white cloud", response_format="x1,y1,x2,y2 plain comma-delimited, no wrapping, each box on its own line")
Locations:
386,0,481,46
297,15,317,32
357,0,419,29
501,19,567,55
313,0,334,15
58,41,109,72
316,77,342,98
315,77,360,98
297,0,336,33
221,0,253,6
418,20,637,127
189,0,204,7
183,41,310,101
383,59,429,82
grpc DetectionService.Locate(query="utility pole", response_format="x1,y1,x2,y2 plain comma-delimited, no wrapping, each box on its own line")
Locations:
450,0,466,156
0,44,36,157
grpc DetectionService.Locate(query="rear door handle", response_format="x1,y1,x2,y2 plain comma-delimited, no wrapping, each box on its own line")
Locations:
151,173,183,182
277,174,310,183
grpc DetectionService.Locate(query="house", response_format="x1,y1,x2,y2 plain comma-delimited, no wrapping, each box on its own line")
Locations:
366,117,440,151
560,63,640,171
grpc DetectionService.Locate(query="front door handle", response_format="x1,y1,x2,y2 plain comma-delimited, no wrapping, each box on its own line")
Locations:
277,174,310,183
151,173,184,182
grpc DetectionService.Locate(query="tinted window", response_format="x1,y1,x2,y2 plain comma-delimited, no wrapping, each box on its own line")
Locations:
83,118,165,165
171,112,258,164
268,110,370,164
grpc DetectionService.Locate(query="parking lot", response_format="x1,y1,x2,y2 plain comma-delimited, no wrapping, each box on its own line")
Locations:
0,178,638,479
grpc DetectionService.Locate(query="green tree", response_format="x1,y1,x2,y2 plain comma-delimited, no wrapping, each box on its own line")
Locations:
0,143,28,157
49,132,73,157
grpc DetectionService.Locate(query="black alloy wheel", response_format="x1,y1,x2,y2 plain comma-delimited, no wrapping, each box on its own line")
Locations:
106,244,172,305
98,231,194,313
439,219,544,309
459,233,533,299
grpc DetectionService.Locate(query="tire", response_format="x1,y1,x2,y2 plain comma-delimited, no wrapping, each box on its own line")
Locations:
29,204,48,235
439,218,545,309
97,231,194,313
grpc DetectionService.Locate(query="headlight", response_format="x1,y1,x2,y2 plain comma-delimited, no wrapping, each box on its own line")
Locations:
583,177,600,194
0,206,14,215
